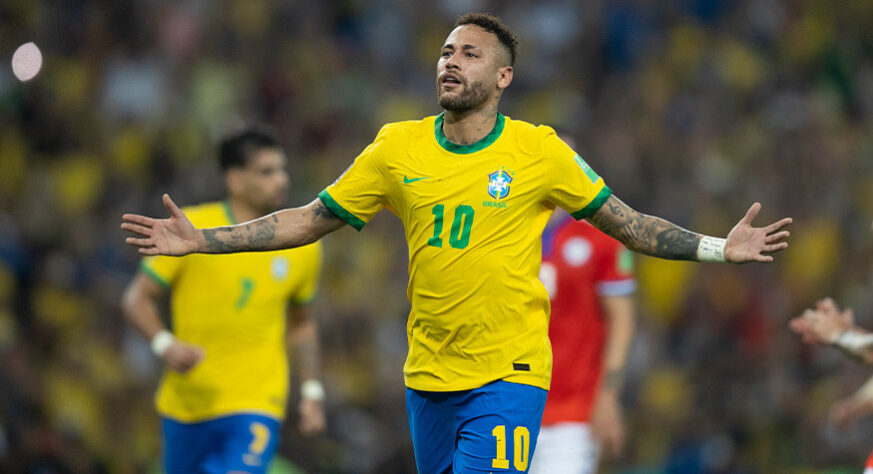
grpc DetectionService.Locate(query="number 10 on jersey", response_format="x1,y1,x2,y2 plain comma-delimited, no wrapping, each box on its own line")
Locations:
427,204,474,249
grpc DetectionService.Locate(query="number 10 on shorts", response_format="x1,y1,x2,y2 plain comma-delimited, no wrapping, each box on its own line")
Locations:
492,424,530,471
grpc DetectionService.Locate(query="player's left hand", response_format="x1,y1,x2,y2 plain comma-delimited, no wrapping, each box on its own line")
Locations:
724,203,792,263
298,398,326,436
591,391,625,458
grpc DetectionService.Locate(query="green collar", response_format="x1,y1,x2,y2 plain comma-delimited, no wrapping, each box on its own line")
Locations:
222,200,238,225
435,112,505,154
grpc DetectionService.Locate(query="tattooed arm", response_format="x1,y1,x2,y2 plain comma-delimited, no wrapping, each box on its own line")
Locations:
122,194,346,256
587,194,792,263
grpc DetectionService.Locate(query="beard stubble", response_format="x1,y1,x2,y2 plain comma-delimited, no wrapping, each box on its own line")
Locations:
438,79,491,112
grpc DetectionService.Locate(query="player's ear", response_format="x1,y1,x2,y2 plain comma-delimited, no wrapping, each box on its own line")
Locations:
497,66,513,90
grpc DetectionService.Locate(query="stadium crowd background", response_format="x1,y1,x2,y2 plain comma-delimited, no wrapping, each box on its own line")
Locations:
2,0,873,472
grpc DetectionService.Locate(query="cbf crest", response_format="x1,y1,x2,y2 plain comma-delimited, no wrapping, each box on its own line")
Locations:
271,256,289,281
487,169,513,200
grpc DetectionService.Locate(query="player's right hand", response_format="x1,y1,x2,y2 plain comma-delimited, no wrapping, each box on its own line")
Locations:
162,340,205,373
122,194,199,256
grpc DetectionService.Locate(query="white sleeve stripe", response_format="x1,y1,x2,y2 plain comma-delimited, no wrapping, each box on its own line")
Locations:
596,279,637,296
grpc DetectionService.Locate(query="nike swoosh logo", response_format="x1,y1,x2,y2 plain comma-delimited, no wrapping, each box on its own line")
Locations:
403,176,431,184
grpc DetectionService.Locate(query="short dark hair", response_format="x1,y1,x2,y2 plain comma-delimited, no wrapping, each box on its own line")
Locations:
218,128,280,171
455,12,518,66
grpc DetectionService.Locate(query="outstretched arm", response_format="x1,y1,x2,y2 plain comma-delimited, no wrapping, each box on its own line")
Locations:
789,298,873,365
122,194,346,256
586,195,792,263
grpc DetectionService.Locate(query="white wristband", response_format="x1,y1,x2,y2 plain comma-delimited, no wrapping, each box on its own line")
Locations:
834,330,873,353
301,379,325,401
151,330,175,357
697,236,726,263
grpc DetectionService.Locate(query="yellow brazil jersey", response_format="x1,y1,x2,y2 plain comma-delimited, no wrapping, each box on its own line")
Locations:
319,113,610,392
140,201,322,422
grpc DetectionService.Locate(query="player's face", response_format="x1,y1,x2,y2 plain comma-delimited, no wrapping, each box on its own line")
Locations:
235,148,289,212
437,25,510,112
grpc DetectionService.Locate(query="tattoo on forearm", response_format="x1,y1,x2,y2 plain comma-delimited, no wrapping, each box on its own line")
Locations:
201,218,277,253
202,227,238,253
312,201,340,222
589,196,701,260
655,229,700,256
199,201,342,254
249,219,277,249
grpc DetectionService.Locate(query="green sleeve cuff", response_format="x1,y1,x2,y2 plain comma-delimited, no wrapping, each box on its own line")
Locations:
290,294,316,308
570,185,613,220
318,190,366,231
139,260,171,288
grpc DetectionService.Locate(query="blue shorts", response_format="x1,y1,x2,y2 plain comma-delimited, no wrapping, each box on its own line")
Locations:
161,413,281,474
406,380,548,474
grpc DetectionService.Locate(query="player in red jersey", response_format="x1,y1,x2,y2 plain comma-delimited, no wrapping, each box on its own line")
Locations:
530,212,636,474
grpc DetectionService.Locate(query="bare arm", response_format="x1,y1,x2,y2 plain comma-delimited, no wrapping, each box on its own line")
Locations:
598,295,635,394
121,273,170,341
121,273,204,372
789,298,873,365
288,305,322,390
586,195,792,263
122,195,346,256
288,305,326,436
830,375,873,429
591,294,635,458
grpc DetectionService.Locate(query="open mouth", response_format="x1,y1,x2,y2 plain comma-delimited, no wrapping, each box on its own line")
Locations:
441,74,462,87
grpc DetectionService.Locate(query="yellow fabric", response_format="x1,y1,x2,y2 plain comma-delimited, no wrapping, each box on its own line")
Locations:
141,201,322,422
322,114,609,391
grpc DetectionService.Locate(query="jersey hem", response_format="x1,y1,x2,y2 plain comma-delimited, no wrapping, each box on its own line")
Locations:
318,190,366,231
157,408,283,424
139,260,171,287
404,373,550,392
570,185,612,220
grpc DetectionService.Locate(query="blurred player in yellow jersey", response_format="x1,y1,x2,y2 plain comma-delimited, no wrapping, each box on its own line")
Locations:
121,128,325,474
123,13,792,473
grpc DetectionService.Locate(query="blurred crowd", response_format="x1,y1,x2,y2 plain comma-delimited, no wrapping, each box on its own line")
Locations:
2,0,873,472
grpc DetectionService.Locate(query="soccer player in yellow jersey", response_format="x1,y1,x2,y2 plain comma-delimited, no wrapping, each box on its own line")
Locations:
121,129,326,474
122,13,792,473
